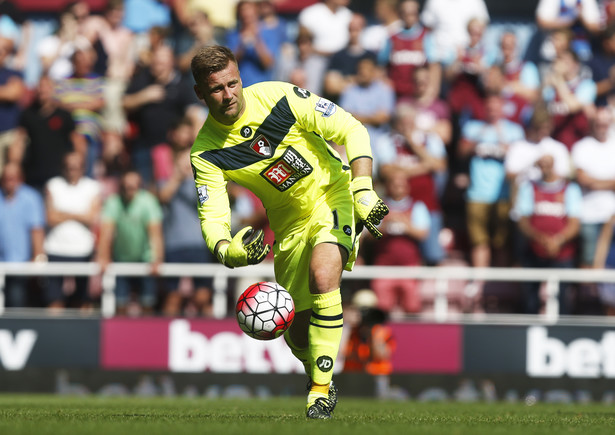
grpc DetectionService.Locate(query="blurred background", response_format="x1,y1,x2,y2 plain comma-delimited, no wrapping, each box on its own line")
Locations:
1,0,615,403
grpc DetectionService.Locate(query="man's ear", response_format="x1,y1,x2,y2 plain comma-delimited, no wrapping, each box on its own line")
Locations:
194,84,203,100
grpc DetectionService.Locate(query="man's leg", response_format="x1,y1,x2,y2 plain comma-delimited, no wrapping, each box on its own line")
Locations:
305,242,346,417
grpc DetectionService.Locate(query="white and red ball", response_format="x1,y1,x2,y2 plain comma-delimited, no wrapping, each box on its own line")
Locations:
235,282,295,340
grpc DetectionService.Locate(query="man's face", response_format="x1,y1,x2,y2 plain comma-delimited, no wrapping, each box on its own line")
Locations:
399,1,419,28
500,33,516,61
0,164,22,196
194,62,245,125
120,172,141,202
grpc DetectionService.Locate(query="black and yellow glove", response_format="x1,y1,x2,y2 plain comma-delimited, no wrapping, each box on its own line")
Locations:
351,176,389,239
216,226,270,268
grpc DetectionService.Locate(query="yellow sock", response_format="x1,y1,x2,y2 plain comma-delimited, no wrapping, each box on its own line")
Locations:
308,289,343,387
284,332,310,375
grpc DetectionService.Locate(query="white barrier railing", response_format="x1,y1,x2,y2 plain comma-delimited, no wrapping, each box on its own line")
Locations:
0,262,614,322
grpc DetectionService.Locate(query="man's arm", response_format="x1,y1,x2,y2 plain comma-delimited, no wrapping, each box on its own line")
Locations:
147,221,164,275
0,75,25,103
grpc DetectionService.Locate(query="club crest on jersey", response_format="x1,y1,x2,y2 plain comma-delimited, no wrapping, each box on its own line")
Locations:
315,97,336,117
250,134,272,157
197,185,209,205
260,147,313,192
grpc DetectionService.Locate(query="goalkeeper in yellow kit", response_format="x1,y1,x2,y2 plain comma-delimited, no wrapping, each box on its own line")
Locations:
190,46,388,419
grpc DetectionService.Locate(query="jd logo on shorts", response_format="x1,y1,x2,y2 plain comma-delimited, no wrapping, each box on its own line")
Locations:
316,356,333,372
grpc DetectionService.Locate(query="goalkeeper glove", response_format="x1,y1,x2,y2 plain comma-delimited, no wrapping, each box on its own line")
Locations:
217,226,270,268
351,176,389,239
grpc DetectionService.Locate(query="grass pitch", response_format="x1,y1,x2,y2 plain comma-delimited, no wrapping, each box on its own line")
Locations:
0,395,614,435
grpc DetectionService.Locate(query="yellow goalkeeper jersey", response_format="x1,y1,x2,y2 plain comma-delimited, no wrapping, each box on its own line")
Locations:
190,81,371,254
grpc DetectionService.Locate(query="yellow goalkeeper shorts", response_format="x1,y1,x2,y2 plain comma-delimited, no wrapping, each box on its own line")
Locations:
273,189,359,312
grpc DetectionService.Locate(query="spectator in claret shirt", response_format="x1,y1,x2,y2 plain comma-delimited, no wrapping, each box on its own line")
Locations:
377,103,447,265
378,0,440,102
515,153,582,314
543,49,596,150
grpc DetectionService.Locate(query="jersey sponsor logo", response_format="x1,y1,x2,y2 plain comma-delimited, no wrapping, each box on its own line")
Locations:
240,125,253,138
197,185,209,205
293,86,311,99
260,147,313,191
250,134,272,157
316,355,333,372
315,98,336,117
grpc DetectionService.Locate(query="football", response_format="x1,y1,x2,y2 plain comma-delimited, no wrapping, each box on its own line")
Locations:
235,282,295,340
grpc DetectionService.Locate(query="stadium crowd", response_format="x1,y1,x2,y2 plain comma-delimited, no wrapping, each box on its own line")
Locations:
2,0,615,317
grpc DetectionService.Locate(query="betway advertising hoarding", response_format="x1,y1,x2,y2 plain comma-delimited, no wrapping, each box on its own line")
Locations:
1,318,615,379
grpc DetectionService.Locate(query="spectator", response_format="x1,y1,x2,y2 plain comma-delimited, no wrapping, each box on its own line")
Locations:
505,108,571,265
226,0,279,87
53,43,105,178
360,0,402,53
343,288,406,399
498,31,541,106
536,0,601,61
368,169,431,314
259,1,288,50
0,162,45,307
594,212,615,315
10,75,85,192
173,0,239,43
587,24,615,106
378,103,447,265
176,10,217,74
459,93,525,272
420,0,489,59
122,45,202,184
324,13,376,102
153,118,213,317
506,107,571,190
298,0,352,57
96,170,164,316
543,49,596,149
44,152,101,310
37,10,91,81
0,32,24,169
482,65,534,127
571,107,615,267
404,65,452,145
379,0,440,102
515,153,582,314
339,56,395,151
81,0,136,165
0,0,27,72
444,17,491,122
275,27,328,95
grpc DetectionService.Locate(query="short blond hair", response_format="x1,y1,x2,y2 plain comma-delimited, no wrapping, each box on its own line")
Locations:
191,45,237,84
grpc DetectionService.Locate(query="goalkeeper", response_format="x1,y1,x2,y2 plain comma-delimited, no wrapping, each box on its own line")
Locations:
190,46,388,419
